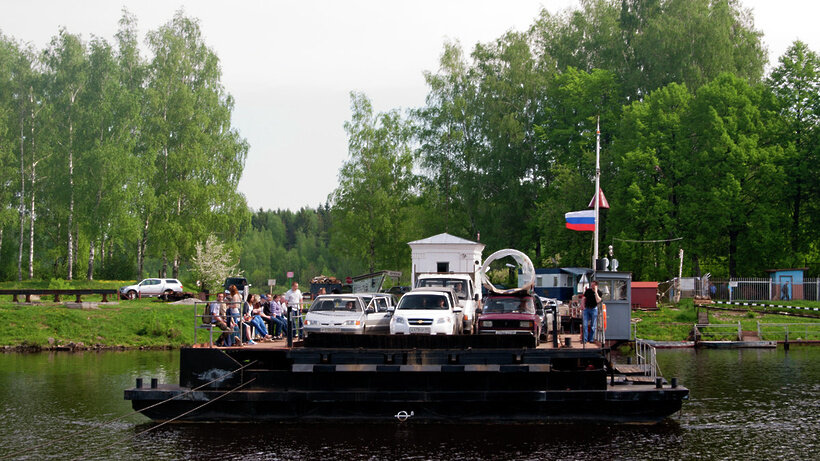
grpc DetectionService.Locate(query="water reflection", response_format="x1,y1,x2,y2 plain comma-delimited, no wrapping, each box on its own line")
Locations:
0,347,817,460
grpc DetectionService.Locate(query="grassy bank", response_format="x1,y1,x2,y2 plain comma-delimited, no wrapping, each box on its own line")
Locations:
633,299,820,341
0,298,198,349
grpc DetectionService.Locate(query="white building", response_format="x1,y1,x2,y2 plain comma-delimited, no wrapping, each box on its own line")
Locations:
408,233,485,288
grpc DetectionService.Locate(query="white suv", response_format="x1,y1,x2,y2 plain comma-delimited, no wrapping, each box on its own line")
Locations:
389,289,462,335
415,274,480,334
120,278,184,300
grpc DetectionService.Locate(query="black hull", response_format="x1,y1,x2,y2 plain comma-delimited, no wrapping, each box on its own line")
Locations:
125,336,688,424
127,388,686,424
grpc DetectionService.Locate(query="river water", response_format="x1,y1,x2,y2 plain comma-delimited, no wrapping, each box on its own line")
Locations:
0,347,818,461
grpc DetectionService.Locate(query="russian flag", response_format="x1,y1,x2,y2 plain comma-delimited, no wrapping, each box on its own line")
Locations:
565,210,596,231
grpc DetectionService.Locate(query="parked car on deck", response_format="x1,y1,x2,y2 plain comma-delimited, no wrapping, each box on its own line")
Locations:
120,278,184,300
303,293,393,336
389,288,462,335
477,293,542,345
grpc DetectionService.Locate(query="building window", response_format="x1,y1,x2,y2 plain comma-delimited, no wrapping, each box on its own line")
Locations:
536,276,543,287
554,276,558,287
437,262,449,273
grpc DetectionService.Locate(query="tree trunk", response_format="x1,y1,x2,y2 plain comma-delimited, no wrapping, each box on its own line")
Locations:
18,116,25,282
28,173,35,280
161,251,168,278
173,253,179,279
87,240,95,280
67,96,75,281
0,228,4,259
138,216,149,279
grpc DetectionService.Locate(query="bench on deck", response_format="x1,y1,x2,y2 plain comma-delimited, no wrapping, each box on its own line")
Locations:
0,289,118,303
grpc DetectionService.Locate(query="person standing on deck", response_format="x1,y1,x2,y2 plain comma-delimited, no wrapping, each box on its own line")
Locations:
583,281,602,345
285,282,303,339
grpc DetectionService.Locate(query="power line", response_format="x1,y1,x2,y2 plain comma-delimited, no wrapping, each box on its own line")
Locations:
613,237,683,244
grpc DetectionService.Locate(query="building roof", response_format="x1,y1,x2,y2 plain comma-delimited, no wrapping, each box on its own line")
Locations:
408,233,482,246
561,267,592,276
763,268,809,273
632,281,658,288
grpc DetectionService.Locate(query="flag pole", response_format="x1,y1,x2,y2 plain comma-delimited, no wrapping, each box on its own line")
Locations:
593,116,601,270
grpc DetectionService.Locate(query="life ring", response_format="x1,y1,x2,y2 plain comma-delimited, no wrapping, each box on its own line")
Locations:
602,303,607,330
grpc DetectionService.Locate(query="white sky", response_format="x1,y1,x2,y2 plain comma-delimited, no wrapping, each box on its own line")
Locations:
1,0,818,211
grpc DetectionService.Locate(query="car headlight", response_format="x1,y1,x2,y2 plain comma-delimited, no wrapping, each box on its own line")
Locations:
304,319,314,326
343,320,361,326
394,317,405,324
481,320,493,328
519,321,533,328
437,317,451,324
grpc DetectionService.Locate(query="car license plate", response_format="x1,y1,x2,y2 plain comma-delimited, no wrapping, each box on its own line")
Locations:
495,330,517,335
322,327,341,333
409,327,430,334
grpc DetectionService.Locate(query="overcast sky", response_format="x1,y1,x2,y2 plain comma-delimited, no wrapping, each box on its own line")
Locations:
2,0,819,211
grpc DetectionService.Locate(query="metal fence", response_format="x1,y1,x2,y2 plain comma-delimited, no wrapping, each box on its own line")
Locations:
757,322,820,341
670,277,820,302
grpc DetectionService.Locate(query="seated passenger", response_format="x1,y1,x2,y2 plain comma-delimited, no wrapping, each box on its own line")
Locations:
210,293,232,347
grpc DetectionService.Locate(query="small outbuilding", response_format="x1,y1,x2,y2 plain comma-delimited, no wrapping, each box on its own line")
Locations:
631,281,658,309
765,268,808,301
408,233,485,288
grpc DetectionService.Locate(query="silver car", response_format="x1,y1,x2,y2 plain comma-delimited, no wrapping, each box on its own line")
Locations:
304,294,394,336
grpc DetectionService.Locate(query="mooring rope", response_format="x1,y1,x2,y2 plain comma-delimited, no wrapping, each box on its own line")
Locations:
1,358,258,460
69,377,258,461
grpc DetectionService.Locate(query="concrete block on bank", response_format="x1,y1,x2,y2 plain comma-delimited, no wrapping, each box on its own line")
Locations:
65,302,100,310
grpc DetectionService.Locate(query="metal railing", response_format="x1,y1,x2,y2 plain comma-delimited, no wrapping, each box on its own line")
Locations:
693,322,742,341
757,322,820,341
634,339,659,381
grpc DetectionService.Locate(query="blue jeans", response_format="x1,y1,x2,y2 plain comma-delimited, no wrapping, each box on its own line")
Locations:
250,316,268,337
269,315,287,336
583,307,597,343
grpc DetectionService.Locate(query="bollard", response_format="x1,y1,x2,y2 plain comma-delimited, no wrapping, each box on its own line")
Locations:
151,378,158,389
136,378,143,388
286,308,293,348
655,377,663,389
671,377,678,389
564,337,572,347
784,329,790,351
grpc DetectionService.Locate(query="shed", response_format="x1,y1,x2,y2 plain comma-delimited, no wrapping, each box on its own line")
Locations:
408,233,485,288
631,281,658,309
765,268,808,301
528,267,592,301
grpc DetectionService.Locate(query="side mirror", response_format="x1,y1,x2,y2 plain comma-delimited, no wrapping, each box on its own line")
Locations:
474,294,479,302
475,307,482,315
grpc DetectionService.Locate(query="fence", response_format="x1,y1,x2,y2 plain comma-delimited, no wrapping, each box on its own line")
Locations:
693,322,743,341
669,277,820,302
757,322,820,341
634,338,659,381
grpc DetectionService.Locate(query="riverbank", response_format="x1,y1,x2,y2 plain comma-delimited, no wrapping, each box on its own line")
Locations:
0,297,195,351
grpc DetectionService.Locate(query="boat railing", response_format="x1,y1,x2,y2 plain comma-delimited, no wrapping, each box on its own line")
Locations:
693,322,743,341
192,300,249,347
757,322,820,341
634,338,659,380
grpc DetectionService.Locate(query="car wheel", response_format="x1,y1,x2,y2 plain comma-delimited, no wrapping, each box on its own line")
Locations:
127,290,137,300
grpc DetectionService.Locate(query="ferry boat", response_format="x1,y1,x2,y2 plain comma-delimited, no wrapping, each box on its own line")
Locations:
124,332,688,424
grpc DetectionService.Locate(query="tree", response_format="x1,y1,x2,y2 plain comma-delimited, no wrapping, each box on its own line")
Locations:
190,234,240,293
331,92,415,273
768,40,820,261
144,11,249,278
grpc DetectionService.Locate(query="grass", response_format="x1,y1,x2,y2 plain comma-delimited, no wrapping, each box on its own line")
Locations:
0,279,202,348
632,298,820,341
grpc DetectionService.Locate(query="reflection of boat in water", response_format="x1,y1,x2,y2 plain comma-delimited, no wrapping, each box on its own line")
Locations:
125,333,688,424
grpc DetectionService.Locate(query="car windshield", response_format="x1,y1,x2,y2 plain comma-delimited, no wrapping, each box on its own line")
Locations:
309,297,362,312
484,297,535,314
397,294,449,310
417,279,469,299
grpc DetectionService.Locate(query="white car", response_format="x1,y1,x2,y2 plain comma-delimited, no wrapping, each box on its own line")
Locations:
415,274,480,334
303,294,393,336
389,289,462,335
119,278,183,300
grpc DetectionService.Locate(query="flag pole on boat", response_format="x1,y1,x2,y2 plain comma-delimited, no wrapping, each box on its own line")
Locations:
593,116,601,271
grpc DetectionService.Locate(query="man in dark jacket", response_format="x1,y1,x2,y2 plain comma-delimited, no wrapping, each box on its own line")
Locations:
582,281,602,344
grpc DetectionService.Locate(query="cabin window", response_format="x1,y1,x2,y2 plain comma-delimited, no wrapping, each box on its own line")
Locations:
437,262,449,273
536,276,543,287
554,276,559,287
